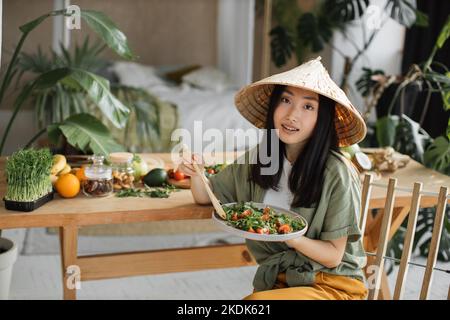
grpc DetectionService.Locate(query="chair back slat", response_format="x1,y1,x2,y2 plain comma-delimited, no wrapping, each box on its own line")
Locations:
419,186,448,300
393,182,422,300
359,174,374,240
367,178,397,300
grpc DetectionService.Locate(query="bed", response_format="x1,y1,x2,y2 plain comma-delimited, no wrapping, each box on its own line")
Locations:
108,61,260,153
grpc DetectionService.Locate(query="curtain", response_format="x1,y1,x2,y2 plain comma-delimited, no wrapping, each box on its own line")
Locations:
217,0,255,87
401,0,450,138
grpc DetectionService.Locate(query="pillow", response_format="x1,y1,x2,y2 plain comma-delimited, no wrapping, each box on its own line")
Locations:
181,66,233,92
110,61,167,88
165,64,202,84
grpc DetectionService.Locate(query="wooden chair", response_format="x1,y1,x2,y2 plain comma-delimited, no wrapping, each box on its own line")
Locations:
359,173,449,300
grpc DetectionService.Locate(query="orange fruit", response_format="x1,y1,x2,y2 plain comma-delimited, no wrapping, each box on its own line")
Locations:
55,173,80,198
75,166,87,182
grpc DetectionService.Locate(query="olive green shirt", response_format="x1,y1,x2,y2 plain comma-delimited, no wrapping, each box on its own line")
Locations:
209,147,367,292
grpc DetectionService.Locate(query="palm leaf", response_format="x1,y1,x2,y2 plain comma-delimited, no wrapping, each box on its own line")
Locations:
48,113,124,156
270,26,295,68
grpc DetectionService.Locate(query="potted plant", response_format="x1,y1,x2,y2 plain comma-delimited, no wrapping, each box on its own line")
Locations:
0,8,136,157
355,15,450,270
0,237,18,299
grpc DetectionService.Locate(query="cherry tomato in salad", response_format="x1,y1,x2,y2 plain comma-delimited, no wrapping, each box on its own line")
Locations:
256,227,270,235
278,224,292,234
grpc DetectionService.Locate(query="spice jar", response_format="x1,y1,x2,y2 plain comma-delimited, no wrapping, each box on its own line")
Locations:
82,155,113,197
109,152,135,191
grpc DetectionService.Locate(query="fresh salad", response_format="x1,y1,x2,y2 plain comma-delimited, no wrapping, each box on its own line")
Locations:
222,202,305,235
204,164,227,177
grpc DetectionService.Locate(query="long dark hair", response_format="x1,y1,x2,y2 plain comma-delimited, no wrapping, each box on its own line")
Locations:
250,84,340,208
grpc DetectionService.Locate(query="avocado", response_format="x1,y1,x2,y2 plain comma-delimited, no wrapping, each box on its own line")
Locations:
143,168,168,187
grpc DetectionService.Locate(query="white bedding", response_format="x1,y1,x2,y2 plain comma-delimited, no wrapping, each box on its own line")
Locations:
111,61,261,152
149,84,259,152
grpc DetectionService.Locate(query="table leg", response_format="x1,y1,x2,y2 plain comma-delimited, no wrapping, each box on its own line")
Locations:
59,226,78,300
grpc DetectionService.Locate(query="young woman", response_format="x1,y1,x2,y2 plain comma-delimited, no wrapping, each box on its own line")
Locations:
178,57,368,300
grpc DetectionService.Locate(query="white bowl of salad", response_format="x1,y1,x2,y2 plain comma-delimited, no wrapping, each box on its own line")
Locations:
212,202,308,241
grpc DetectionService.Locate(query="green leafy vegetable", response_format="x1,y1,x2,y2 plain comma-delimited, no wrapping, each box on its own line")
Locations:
115,184,178,198
5,148,53,202
222,202,305,235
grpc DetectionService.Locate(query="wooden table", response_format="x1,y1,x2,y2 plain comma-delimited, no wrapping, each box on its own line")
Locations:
0,152,449,300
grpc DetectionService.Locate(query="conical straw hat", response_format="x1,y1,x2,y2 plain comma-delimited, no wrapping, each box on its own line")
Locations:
235,56,367,147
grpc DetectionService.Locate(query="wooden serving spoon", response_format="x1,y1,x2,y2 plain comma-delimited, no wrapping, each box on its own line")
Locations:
181,145,227,220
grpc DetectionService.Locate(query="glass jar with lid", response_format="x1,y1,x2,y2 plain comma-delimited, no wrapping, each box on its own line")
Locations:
109,152,135,191
82,155,114,197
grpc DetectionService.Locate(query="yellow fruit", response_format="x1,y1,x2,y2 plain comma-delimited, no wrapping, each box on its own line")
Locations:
58,164,71,175
75,166,87,182
51,154,67,175
55,173,80,198
50,174,58,185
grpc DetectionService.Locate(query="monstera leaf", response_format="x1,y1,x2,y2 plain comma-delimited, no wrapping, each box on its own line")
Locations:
329,0,369,22
424,136,450,175
385,0,424,28
356,67,386,97
48,113,125,156
297,13,333,53
270,26,295,67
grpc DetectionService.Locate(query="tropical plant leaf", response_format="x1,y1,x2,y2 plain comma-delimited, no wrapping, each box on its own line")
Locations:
49,113,125,156
61,69,130,128
393,114,431,163
270,25,295,68
375,115,399,147
414,207,450,262
330,0,369,23
436,14,450,49
385,0,419,28
413,8,429,27
80,10,135,60
355,67,386,97
18,11,64,34
297,13,333,53
423,136,450,175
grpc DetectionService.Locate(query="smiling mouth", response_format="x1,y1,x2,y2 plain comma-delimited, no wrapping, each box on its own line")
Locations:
281,124,299,132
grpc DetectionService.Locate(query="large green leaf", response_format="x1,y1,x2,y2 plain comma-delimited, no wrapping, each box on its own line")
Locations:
49,113,125,156
297,13,333,53
270,26,295,68
61,69,130,128
375,115,399,147
385,0,418,28
424,136,450,175
331,0,369,22
80,10,135,60
393,115,431,163
0,68,72,154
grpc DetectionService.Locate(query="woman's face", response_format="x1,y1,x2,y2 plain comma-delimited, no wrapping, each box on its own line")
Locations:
273,86,319,146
